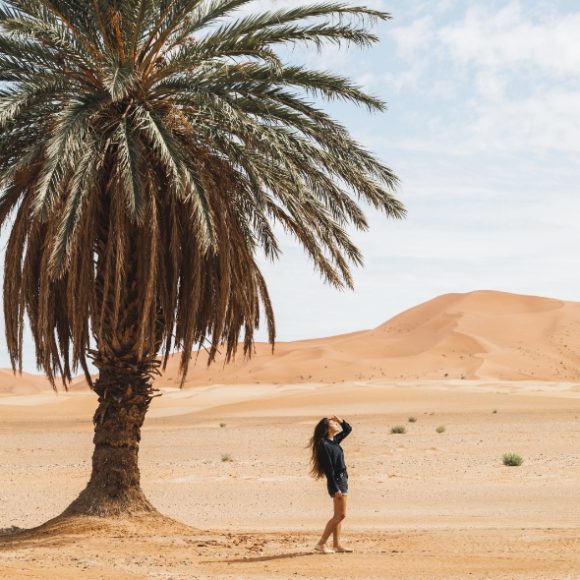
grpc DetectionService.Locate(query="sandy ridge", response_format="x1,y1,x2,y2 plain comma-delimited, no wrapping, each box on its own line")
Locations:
2,289,580,395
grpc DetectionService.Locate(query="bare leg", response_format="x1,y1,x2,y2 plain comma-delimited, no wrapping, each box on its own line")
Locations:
333,496,347,547
316,495,346,548
333,520,342,547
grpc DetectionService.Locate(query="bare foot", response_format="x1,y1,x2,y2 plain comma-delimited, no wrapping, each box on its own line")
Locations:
314,544,335,554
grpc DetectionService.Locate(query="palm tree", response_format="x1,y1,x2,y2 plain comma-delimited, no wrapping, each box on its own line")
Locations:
0,0,403,517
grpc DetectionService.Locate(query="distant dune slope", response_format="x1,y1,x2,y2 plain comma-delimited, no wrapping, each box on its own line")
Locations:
3,290,580,392
157,290,580,386
0,369,56,394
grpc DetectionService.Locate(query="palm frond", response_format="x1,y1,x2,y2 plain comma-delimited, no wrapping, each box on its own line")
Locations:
0,0,402,388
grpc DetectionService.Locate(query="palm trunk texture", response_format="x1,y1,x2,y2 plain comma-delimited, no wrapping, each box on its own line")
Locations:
63,365,156,517
64,245,161,517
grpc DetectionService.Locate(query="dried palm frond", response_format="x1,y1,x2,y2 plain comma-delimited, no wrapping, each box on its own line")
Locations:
0,0,403,389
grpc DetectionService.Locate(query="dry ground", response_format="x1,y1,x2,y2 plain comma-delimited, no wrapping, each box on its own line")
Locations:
1,380,579,579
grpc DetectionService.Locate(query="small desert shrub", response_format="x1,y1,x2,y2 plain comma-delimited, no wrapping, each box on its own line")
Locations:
502,453,523,466
391,425,406,434
435,425,446,433
221,453,233,462
219,422,226,428
408,416,417,423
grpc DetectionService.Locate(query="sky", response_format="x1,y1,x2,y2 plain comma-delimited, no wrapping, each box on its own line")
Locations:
250,0,580,342
2,0,580,370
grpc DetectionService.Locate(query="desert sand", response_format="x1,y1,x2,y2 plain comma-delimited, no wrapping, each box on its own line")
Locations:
156,290,580,387
1,290,580,579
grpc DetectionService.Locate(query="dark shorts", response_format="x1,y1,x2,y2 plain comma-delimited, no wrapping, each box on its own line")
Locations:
328,471,348,497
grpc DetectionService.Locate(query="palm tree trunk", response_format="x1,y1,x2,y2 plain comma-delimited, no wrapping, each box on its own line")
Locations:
63,364,157,517
61,226,164,517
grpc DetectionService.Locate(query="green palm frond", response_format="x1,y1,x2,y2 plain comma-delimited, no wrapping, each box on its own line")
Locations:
0,0,403,387
48,138,101,276
115,117,146,221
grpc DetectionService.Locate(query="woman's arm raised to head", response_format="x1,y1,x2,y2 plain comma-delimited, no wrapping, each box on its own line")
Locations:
333,419,352,444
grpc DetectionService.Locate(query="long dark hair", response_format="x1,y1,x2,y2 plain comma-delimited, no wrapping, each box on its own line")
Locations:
308,418,329,479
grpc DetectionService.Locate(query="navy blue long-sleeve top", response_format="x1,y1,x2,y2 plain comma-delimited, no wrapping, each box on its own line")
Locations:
319,420,352,495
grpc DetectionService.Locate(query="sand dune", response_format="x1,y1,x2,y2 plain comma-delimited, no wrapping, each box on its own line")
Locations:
3,290,580,394
158,290,580,387
0,370,56,395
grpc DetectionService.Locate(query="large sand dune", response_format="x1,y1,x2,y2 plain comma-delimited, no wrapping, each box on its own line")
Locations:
2,290,579,396
158,290,580,387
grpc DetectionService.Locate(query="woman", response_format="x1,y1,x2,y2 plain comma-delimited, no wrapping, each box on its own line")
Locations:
309,415,353,554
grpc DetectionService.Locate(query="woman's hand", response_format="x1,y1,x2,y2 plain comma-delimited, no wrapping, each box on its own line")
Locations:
334,490,343,498
331,415,342,424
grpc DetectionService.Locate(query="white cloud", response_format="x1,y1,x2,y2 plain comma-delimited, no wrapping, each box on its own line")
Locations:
390,16,435,56
439,2,580,77
374,2,580,156
474,71,505,101
469,89,580,154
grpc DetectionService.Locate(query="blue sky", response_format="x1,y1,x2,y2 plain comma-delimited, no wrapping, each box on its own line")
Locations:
250,0,580,342
2,0,580,370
